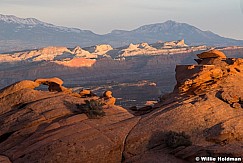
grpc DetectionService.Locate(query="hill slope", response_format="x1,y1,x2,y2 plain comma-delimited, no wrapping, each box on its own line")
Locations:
106,20,243,47
0,14,243,53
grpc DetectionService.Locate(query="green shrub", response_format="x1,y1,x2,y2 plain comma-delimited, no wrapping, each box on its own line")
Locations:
76,99,105,118
165,131,192,148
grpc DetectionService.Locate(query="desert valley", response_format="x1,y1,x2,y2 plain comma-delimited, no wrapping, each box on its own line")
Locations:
0,13,243,163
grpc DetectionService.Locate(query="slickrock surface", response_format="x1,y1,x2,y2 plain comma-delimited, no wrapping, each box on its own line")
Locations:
0,79,140,163
0,80,39,99
123,50,243,162
1,50,243,163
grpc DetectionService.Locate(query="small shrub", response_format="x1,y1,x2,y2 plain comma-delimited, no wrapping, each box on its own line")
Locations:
76,99,105,118
165,131,192,148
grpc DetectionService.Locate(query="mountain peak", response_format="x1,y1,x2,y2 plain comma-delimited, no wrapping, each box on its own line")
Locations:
0,14,242,53
133,20,187,33
0,14,44,25
163,20,178,24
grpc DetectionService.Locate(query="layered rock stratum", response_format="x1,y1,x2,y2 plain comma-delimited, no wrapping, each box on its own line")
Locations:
0,50,243,162
0,40,213,107
0,40,206,63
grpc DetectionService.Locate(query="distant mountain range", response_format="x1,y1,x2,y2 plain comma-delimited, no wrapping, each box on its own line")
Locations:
0,14,243,53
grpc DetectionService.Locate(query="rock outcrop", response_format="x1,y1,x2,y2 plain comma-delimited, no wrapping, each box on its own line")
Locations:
123,50,243,162
197,49,226,59
34,77,72,93
0,78,139,163
175,50,243,95
0,80,39,99
101,91,116,106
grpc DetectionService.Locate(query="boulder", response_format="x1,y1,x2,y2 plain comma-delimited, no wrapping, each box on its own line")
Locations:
35,77,63,86
199,58,228,66
0,80,39,99
197,49,227,59
103,91,113,98
101,91,116,106
79,89,96,97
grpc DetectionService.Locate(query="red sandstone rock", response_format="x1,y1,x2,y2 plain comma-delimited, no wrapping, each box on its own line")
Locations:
0,87,139,163
0,80,39,99
197,49,227,59
35,77,64,86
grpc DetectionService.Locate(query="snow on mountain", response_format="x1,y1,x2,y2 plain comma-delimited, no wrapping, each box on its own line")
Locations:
0,14,243,53
0,14,43,25
0,14,83,33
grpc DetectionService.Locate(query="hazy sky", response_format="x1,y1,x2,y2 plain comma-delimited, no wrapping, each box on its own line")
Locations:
1,0,243,39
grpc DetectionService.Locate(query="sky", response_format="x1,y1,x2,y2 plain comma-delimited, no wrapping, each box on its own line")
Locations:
1,0,243,39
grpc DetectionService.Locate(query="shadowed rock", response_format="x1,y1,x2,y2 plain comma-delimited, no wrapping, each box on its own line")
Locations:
35,77,64,86
34,77,71,93
205,116,243,144
79,89,96,97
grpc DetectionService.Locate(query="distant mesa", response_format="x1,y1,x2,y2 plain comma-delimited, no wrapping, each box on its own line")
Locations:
118,39,199,58
150,39,188,49
138,42,156,50
159,39,188,48
94,44,113,54
0,39,242,70
0,39,210,65
71,46,97,59
83,44,113,54
55,58,96,67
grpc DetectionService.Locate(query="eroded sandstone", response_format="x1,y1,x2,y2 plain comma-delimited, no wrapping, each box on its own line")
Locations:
0,79,140,163
1,49,243,162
